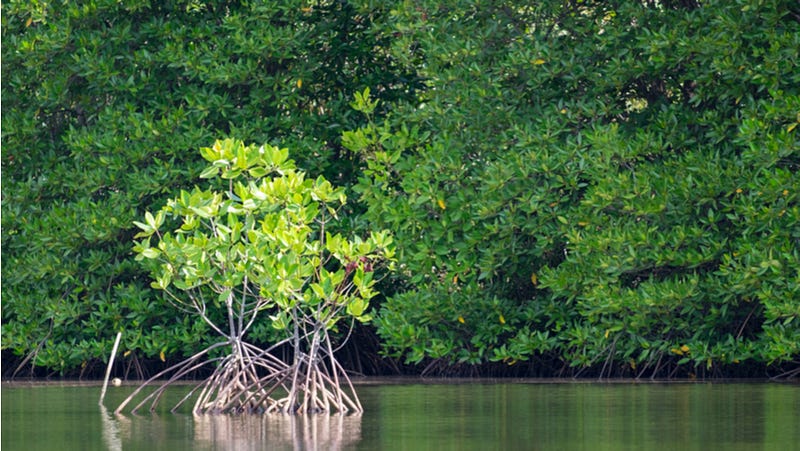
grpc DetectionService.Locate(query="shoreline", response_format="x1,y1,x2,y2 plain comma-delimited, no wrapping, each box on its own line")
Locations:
2,375,793,388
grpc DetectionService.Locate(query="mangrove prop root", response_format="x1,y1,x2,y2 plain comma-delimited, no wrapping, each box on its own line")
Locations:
115,333,362,415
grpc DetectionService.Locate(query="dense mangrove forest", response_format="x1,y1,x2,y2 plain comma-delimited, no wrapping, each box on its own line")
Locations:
2,0,799,381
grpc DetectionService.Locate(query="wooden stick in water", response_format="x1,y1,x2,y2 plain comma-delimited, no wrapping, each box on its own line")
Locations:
99,331,123,406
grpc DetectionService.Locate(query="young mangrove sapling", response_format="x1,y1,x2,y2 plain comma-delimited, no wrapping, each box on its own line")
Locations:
117,139,394,415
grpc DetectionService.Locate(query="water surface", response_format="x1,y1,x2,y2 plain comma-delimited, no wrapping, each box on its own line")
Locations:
2,381,797,450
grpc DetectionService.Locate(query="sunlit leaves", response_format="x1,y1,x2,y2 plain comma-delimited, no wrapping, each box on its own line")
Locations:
133,211,166,238
133,139,395,352
347,297,369,318
199,139,295,180
350,87,380,116
270,311,290,331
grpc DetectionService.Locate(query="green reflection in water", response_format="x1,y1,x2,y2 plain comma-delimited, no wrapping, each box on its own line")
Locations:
359,383,799,451
2,382,797,450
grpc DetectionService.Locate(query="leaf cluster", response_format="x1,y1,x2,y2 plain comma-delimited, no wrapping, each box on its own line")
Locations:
132,139,394,344
3,0,798,378
347,0,799,376
2,0,414,373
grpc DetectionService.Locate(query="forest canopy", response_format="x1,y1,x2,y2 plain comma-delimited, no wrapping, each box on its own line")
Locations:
2,0,798,379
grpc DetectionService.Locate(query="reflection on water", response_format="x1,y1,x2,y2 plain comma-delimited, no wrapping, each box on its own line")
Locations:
192,413,362,451
99,406,123,451
3,382,799,451
362,383,796,451
101,402,362,451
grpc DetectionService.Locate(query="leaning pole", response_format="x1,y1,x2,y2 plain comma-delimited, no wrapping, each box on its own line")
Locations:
99,331,123,406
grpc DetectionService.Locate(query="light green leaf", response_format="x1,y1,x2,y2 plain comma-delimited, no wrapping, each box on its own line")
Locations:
346,297,368,317
199,165,220,179
141,248,160,259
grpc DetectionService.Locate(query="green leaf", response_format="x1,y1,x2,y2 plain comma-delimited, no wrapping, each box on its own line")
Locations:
270,311,289,330
248,166,268,178
346,297,368,317
140,248,160,259
199,165,220,179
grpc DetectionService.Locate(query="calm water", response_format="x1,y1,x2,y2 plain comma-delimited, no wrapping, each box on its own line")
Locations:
2,381,798,450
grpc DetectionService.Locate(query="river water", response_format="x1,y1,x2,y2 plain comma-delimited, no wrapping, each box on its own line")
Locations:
2,380,798,450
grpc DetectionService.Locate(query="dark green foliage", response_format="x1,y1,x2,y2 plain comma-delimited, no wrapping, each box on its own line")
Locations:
348,0,799,376
1,0,416,374
3,0,798,378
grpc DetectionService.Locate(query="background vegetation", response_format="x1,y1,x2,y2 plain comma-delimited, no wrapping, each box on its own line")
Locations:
3,0,798,379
